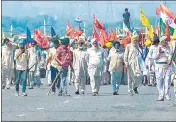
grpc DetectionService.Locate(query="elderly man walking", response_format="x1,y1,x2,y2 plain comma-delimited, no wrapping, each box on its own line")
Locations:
73,41,88,94
87,38,104,96
107,41,124,95
14,40,29,96
155,36,172,101
28,40,40,89
124,35,143,96
2,38,17,89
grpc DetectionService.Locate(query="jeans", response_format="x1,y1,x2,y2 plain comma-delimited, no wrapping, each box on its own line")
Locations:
59,67,69,94
111,72,122,92
16,70,27,93
50,66,60,92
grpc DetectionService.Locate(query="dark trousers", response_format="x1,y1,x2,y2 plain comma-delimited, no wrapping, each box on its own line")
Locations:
50,66,60,92
16,70,27,92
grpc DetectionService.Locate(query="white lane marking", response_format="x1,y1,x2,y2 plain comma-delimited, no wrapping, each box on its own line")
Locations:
74,96,80,99
63,100,69,103
36,108,45,110
17,114,26,117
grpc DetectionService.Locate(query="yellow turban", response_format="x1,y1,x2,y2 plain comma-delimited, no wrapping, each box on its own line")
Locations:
131,35,139,41
105,41,112,48
144,39,152,46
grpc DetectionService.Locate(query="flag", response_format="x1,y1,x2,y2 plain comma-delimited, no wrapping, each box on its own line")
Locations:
99,30,106,47
117,27,123,34
51,27,56,38
26,27,32,44
2,31,5,40
154,24,160,36
109,27,118,41
66,21,73,36
93,14,105,30
156,7,160,15
149,25,154,40
34,30,49,48
70,29,83,40
140,8,150,27
145,27,150,39
164,21,171,41
159,3,176,36
172,29,176,39
100,29,109,41
123,22,130,33
92,26,100,40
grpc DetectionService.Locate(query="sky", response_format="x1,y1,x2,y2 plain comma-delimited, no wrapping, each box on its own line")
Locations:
2,1,176,23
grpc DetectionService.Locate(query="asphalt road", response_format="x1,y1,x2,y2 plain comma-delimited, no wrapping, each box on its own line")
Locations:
2,78,176,121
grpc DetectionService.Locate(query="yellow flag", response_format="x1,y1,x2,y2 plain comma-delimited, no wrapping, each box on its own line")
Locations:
149,25,154,40
145,27,149,39
172,29,176,39
140,8,150,27
2,31,6,40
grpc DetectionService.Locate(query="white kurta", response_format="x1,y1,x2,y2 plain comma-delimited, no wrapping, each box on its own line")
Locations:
124,44,143,92
73,49,88,91
87,47,104,93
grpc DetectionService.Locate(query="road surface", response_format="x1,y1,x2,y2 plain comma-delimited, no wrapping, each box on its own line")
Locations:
2,78,176,121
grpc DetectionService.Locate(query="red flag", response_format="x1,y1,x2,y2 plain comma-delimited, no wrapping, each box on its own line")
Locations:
93,14,105,30
109,27,118,41
154,24,160,36
156,7,160,15
92,26,100,40
99,30,106,47
66,21,73,36
34,30,49,49
164,21,171,41
70,29,83,40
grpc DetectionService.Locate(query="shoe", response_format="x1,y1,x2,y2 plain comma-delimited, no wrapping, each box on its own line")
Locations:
113,92,119,95
128,91,134,96
58,91,62,96
95,92,99,96
52,92,56,96
2,86,5,89
28,86,34,89
15,91,19,96
92,92,97,96
80,90,85,94
5,87,10,89
133,87,139,94
165,96,171,100
157,97,164,101
148,84,152,86
75,90,79,95
22,92,27,96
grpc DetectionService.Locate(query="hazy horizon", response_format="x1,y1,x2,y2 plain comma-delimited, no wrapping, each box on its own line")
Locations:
2,1,176,23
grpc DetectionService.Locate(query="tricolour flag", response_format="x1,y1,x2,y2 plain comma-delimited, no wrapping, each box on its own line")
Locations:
140,8,150,27
123,22,130,33
159,3,176,36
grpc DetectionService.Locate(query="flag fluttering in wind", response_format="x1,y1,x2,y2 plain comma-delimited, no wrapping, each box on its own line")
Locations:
164,21,171,41
156,7,160,15
149,25,154,40
154,24,160,36
51,27,56,38
117,27,123,34
92,26,100,40
159,3,176,36
109,27,118,41
172,29,176,39
93,14,105,30
2,31,6,40
70,29,83,40
34,30,49,49
140,8,150,27
145,27,150,39
123,22,130,33
66,21,73,36
99,30,106,47
26,27,32,44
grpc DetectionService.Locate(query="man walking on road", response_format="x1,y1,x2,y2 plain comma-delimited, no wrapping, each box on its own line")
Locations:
124,35,143,96
14,40,29,96
73,41,88,94
2,38,17,89
87,38,104,96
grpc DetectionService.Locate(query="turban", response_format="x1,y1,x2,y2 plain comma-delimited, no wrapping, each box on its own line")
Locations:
50,42,54,48
112,41,120,47
91,38,98,45
31,40,37,45
159,36,167,43
105,41,112,48
59,37,70,45
144,39,152,46
18,39,26,47
131,35,139,41
69,39,75,47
